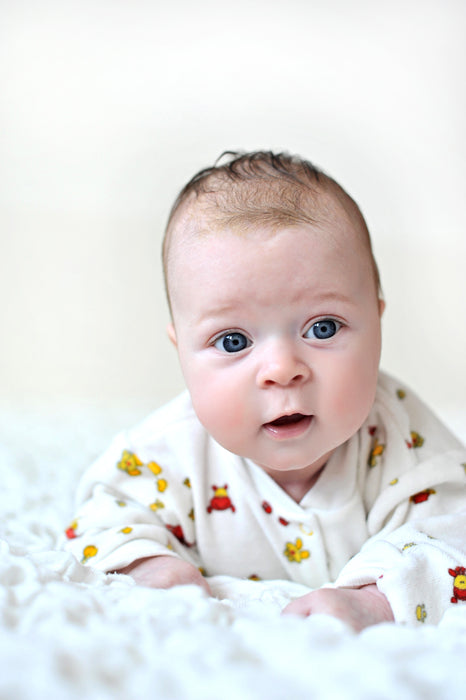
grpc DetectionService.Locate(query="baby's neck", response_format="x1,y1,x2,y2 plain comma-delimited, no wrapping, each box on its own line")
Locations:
281,470,324,502
265,463,326,503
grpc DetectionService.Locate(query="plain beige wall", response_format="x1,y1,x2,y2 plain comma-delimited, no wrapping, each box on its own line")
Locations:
1,0,465,437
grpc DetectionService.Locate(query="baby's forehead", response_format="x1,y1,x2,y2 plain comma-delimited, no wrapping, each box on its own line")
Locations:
168,185,365,255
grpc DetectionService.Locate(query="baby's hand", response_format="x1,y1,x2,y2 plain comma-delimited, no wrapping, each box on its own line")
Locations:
282,584,394,631
117,555,212,596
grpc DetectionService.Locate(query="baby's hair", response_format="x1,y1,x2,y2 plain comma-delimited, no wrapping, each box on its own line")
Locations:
163,150,381,306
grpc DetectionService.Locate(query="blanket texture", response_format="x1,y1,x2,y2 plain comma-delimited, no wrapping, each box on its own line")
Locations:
1,402,466,700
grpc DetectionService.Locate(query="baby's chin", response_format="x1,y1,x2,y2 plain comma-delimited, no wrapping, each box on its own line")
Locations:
246,448,335,479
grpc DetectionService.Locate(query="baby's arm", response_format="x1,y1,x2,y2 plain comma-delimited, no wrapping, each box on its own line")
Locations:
64,429,203,580
117,555,212,595
282,584,394,631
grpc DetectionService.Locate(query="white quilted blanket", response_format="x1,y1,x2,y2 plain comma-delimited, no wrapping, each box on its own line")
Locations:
2,403,466,700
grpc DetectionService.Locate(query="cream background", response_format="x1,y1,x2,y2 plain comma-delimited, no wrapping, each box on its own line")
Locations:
1,0,465,437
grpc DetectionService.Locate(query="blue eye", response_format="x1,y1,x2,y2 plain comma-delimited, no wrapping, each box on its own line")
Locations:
214,332,250,353
305,319,341,340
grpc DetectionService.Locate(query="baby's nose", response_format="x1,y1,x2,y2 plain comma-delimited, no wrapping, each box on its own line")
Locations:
256,343,311,388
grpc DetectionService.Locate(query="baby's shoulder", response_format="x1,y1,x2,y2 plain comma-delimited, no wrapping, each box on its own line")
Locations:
125,391,209,464
77,392,208,500
128,391,199,443
372,371,462,451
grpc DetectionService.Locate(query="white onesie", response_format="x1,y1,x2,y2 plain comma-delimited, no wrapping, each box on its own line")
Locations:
64,371,466,625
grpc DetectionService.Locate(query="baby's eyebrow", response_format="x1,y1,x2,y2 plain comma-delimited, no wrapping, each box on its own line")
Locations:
309,291,355,305
196,304,240,327
198,297,243,317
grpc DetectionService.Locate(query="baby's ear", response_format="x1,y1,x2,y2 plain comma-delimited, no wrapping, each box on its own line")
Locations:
378,299,386,317
167,322,177,347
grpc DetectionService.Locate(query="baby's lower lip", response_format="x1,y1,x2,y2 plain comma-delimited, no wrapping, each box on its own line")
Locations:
263,414,313,440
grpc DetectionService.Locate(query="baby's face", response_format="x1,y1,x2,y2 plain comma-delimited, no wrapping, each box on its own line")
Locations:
167,204,383,494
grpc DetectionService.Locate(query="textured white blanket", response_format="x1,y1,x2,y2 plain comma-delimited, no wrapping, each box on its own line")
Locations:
2,403,466,699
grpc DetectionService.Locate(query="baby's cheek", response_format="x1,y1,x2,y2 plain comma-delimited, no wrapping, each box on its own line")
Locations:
326,359,376,427
191,382,247,446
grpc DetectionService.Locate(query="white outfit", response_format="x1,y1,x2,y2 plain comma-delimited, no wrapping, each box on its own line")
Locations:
64,372,466,625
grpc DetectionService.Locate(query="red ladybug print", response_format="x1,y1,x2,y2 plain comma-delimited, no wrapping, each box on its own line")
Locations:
262,501,273,514
65,520,78,539
410,489,436,504
207,485,236,513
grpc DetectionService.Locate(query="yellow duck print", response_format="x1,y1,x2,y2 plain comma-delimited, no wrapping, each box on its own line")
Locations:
416,604,427,623
284,538,310,563
402,542,417,551
117,450,144,476
299,523,314,537
117,452,165,478
81,545,98,563
147,461,162,475
149,499,165,511
157,478,168,493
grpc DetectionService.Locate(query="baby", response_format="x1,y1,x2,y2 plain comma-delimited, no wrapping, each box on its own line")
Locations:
65,151,466,630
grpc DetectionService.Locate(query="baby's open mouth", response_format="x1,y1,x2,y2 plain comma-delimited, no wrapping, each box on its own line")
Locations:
263,413,313,439
268,413,308,427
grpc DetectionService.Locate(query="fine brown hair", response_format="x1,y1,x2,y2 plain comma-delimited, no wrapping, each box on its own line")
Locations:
162,150,381,306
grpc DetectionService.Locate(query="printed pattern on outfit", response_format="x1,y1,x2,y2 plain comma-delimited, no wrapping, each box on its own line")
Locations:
63,371,466,626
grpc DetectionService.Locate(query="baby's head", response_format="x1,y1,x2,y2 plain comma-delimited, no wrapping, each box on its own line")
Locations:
162,151,384,495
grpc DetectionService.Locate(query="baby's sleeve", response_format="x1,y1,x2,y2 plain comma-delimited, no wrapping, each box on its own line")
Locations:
334,506,466,625
333,455,466,625
334,376,466,625
62,431,200,573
